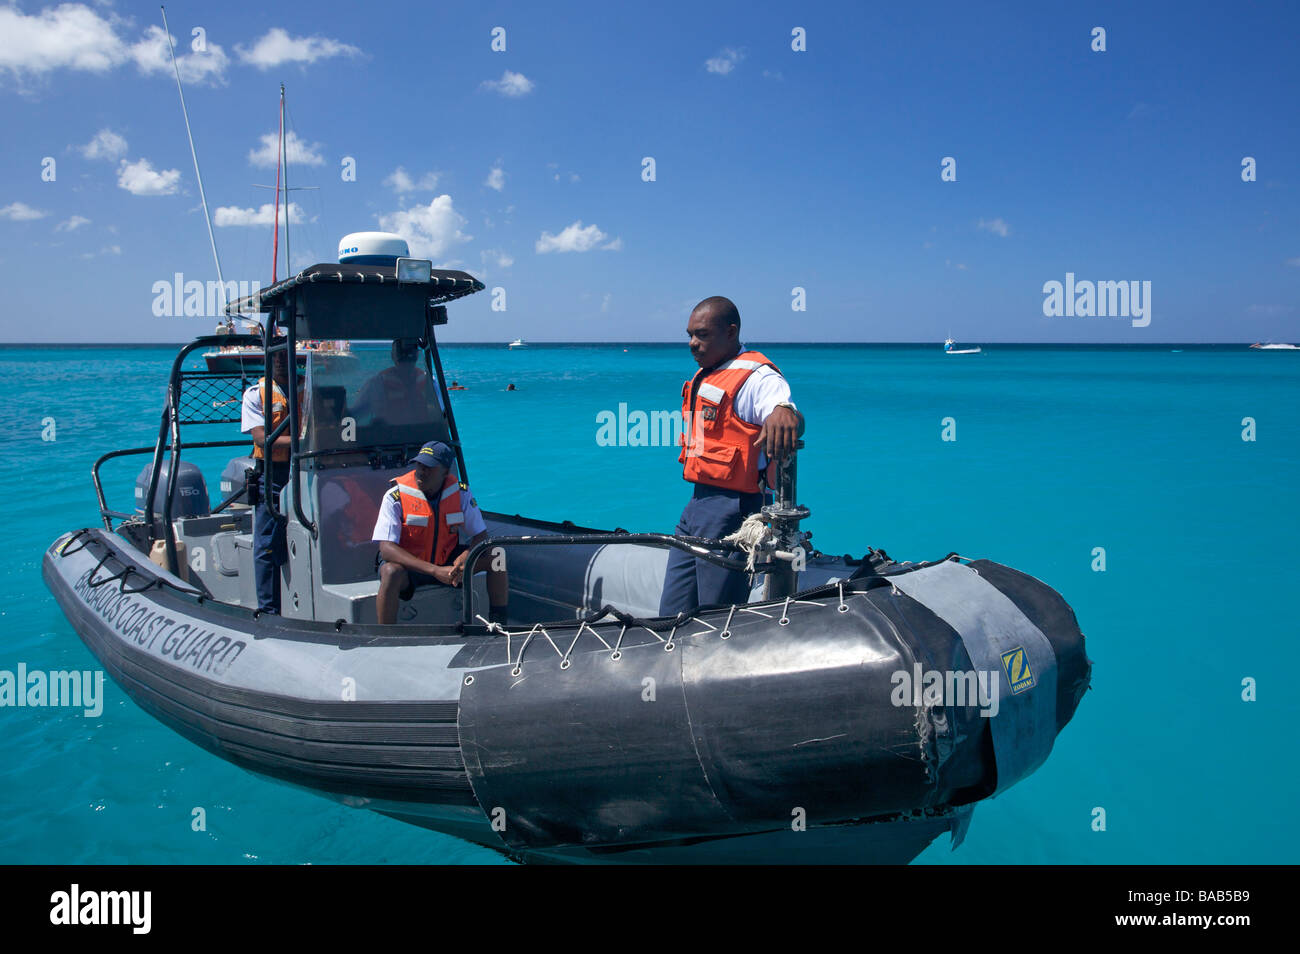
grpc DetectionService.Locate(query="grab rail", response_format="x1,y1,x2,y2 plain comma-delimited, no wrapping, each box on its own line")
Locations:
93,440,254,531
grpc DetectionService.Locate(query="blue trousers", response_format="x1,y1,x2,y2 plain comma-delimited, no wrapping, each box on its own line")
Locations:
253,465,288,614
658,484,764,617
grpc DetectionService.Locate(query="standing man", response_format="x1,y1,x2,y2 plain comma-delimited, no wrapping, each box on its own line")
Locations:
372,440,509,626
659,296,804,616
240,346,301,615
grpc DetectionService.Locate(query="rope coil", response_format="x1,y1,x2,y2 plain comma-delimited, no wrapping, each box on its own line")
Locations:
721,512,774,573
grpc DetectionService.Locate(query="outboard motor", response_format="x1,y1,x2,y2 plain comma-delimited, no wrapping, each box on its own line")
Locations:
134,460,210,529
219,455,258,509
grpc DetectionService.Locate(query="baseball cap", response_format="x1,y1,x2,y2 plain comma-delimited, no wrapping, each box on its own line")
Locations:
409,440,454,469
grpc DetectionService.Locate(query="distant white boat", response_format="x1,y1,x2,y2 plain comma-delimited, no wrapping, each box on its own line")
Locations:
1250,342,1298,350
508,338,527,349
943,337,982,355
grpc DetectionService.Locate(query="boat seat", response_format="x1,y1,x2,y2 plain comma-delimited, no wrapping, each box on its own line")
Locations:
310,466,415,586
317,573,488,626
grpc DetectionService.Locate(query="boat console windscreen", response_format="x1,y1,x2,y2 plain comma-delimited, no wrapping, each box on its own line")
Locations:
303,339,449,454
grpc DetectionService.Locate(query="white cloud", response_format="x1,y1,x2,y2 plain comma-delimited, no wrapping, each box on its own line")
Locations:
481,248,514,270
705,47,745,75
213,202,304,227
116,158,181,196
0,3,125,78
377,195,472,260
384,167,439,194
56,215,92,231
601,293,612,314
485,165,505,191
79,244,122,259
236,27,361,69
78,129,127,161
601,237,623,251
0,202,47,221
535,221,620,254
1286,257,1300,268
129,25,229,86
480,70,534,97
0,7,226,85
762,69,783,80
248,130,325,168
977,217,1011,238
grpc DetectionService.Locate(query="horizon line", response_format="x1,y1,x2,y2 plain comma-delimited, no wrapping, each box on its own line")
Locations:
0,340,1289,347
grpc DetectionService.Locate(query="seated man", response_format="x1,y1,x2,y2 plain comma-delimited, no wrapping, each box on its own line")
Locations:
372,440,509,626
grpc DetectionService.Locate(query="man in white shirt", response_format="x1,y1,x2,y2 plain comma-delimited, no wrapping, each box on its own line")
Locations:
240,348,299,614
372,440,508,626
659,296,804,616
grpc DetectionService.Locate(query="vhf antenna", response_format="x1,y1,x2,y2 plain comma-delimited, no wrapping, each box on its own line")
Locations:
160,5,226,313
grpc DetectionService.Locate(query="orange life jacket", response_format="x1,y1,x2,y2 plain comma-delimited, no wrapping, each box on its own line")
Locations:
251,378,303,462
678,350,780,493
391,469,465,566
377,366,432,410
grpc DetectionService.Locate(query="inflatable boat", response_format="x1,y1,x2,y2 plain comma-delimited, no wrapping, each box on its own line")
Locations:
42,234,1091,864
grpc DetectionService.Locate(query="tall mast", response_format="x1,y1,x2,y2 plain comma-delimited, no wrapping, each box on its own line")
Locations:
272,84,283,284
160,5,226,311
281,83,291,280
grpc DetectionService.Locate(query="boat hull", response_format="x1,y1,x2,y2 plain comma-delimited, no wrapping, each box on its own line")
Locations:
43,527,1088,864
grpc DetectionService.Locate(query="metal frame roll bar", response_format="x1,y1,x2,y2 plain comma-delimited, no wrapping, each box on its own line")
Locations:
145,334,260,571
95,439,253,531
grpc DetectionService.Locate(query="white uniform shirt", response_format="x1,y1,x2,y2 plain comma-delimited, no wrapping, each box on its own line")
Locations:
732,363,794,426
372,481,488,546
240,383,266,432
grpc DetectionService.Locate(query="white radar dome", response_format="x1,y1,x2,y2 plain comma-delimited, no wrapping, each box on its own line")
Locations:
338,231,411,265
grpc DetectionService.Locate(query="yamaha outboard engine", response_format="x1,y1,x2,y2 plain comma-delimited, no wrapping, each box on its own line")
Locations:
134,460,210,529
219,456,258,509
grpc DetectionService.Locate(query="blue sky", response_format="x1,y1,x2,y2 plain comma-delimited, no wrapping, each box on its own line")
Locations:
0,0,1296,342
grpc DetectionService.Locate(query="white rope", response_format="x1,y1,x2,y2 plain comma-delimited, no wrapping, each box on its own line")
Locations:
722,512,773,572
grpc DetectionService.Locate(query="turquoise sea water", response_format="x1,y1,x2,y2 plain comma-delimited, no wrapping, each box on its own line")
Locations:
2,342,1297,864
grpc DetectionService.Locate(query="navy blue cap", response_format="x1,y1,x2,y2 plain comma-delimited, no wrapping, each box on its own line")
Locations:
409,440,454,469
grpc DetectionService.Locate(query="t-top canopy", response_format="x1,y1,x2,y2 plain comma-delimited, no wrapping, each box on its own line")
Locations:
225,262,485,340
226,262,484,315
